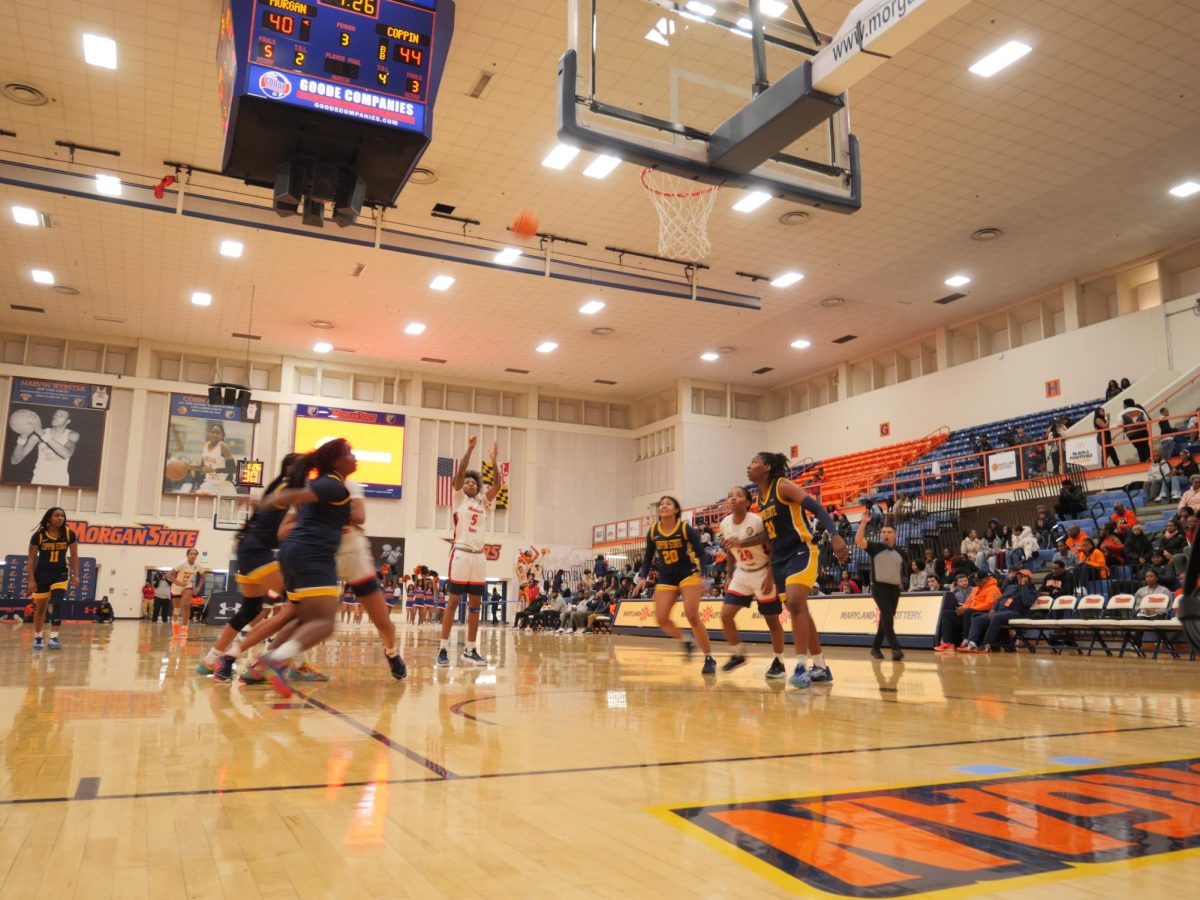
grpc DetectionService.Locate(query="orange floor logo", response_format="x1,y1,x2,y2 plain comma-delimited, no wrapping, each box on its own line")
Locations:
666,757,1200,896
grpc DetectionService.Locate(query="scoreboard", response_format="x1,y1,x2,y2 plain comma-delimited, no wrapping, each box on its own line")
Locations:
218,0,455,207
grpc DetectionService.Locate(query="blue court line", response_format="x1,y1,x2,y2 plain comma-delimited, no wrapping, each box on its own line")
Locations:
0,722,1182,808
297,691,459,780
954,764,1020,776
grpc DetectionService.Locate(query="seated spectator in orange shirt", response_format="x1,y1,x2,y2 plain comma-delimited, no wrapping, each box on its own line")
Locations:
1098,524,1126,567
1075,538,1110,582
954,574,1000,650
1064,525,1089,560
1109,502,1137,536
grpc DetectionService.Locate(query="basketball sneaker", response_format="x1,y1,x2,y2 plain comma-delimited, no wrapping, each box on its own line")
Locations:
172,622,181,637
461,648,487,666
48,637,61,650
214,655,237,682
680,638,696,659
239,666,267,686
435,648,450,667
700,655,717,675
789,663,812,689
765,658,786,679
263,658,294,697
291,662,329,682
809,664,833,683
934,642,956,651
385,650,407,680
722,654,748,673
180,626,188,640
33,635,44,651
195,660,214,676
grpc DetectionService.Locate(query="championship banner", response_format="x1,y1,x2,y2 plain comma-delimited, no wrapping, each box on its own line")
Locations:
293,406,405,499
163,394,255,495
3,378,108,488
1064,435,1099,468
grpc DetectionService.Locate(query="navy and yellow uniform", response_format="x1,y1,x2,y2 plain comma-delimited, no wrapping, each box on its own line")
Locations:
235,479,288,587
639,520,705,589
277,473,351,601
758,477,819,589
29,526,76,599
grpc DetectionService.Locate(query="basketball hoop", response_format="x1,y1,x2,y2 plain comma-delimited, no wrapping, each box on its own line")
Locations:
640,169,719,263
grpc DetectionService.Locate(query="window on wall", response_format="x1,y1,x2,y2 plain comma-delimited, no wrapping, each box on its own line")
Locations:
691,387,726,417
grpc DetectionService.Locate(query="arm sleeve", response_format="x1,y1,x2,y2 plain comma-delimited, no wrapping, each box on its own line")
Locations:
800,495,838,535
637,530,655,580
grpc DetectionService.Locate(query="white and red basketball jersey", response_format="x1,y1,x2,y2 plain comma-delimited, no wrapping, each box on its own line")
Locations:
452,488,491,552
719,512,770,570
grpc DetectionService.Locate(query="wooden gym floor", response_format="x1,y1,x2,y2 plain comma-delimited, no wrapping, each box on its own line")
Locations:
0,620,1197,898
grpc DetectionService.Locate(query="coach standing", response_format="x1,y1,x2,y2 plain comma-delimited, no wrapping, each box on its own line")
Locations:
855,514,908,660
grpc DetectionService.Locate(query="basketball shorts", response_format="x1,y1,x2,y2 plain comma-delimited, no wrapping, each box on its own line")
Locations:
771,544,818,591
448,548,486,595
32,570,68,600
335,528,375,584
278,542,339,601
655,562,701,591
235,539,280,587
724,565,783,615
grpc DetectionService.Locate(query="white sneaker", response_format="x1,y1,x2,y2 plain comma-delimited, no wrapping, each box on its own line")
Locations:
461,648,487,666
555,627,565,634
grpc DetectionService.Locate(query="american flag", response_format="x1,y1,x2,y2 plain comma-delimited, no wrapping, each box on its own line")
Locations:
436,456,457,507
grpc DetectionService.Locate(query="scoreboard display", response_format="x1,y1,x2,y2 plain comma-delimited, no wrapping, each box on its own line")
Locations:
218,0,455,206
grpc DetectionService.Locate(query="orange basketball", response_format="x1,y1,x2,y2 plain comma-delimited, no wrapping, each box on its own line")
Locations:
511,209,539,238
164,458,189,481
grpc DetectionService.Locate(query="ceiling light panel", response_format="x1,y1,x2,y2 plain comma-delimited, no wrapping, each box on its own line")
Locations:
11,206,40,226
535,341,558,353
430,275,455,290
495,248,522,265
583,155,621,179
541,144,580,170
944,274,971,287
771,272,804,288
969,41,1032,77
579,299,606,315
191,291,212,306
733,191,771,213
82,34,117,69
404,322,426,335
31,269,54,285
1169,181,1200,198
95,174,122,196
219,240,244,258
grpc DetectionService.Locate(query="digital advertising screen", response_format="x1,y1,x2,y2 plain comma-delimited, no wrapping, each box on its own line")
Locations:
293,406,404,498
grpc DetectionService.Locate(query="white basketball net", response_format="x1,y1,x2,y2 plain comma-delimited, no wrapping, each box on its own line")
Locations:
641,169,719,262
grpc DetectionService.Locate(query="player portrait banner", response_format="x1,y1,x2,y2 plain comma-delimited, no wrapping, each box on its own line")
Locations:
293,406,405,499
368,536,405,580
3,377,108,488
163,394,255,496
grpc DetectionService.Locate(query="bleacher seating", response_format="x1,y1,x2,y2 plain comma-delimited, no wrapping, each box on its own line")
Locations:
793,431,949,507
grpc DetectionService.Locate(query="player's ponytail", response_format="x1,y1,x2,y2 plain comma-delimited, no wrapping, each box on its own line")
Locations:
756,451,789,481
287,452,316,487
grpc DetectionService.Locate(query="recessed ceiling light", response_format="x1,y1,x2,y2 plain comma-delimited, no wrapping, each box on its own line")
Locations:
700,351,720,361
944,274,971,288
790,339,812,350
191,291,212,306
1169,181,1200,198
733,190,771,213
759,0,788,15
82,34,118,69
310,320,335,329
11,206,40,226
541,143,580,170
95,174,122,196
30,269,54,285
969,40,1032,77
313,341,333,353
579,299,606,315
404,322,426,335
583,154,621,179
430,274,455,290
495,247,522,265
771,272,804,288
686,1,715,15
219,239,244,258
535,341,558,354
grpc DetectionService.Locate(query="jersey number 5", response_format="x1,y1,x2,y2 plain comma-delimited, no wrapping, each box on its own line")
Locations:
469,513,479,527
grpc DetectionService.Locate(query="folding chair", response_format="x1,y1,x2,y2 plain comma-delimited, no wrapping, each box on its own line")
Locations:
1035,595,1079,654
1009,595,1053,652
1118,593,1172,658
1067,594,1109,655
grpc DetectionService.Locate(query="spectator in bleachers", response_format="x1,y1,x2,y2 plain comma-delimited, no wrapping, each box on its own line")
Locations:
1147,449,1184,502
1141,547,1177,591
1093,407,1121,468
921,548,938,579
1098,523,1126,567
966,570,1037,653
1178,475,1200,514
1120,398,1152,463
1045,419,1065,476
1052,539,1074,568
1173,513,1198,578
1110,502,1138,537
1124,525,1152,570
933,573,971,650
1104,379,1121,401
906,560,926,591
925,574,942,593
1033,505,1057,548
948,552,978,579
1158,407,1179,456
937,547,954,581
954,573,1001,650
1134,569,1169,619
1160,519,1187,556
1075,537,1110,586
975,525,1003,574
1008,526,1039,569
514,593,546,630
1041,559,1075,602
1176,451,1198,481
960,528,983,560
1064,525,1089,559
1120,377,1132,391
970,431,993,454
1055,479,1087,519
837,572,861,594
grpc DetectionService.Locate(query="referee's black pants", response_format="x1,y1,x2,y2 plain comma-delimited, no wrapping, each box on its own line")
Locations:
871,583,902,653
153,596,171,623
